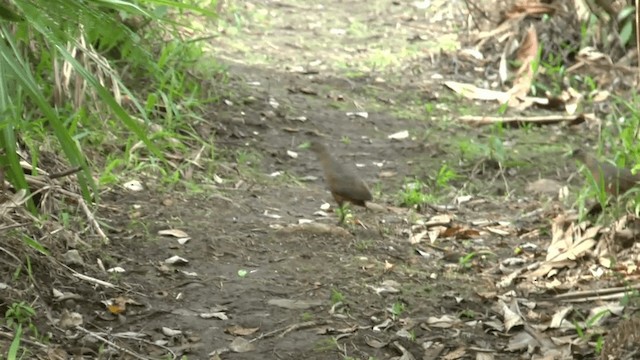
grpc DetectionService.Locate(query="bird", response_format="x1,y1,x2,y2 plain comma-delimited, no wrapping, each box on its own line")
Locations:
309,141,372,223
572,148,640,196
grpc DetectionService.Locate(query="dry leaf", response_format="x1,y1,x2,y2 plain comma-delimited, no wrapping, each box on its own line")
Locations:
509,25,539,100
226,325,259,336
158,229,189,238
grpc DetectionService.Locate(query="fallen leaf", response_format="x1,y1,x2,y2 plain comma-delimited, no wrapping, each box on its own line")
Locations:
158,229,189,238
226,325,259,336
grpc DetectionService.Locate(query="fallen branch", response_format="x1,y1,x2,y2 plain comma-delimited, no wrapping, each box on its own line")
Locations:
459,114,586,126
75,326,153,360
249,320,328,343
553,284,640,302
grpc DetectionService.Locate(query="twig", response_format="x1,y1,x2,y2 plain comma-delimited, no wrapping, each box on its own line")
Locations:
250,320,327,343
554,284,640,301
75,326,151,360
113,332,177,360
0,330,48,349
71,272,116,288
0,223,27,232
48,166,82,180
459,114,585,126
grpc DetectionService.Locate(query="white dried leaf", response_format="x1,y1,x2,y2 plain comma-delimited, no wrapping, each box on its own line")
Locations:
263,211,281,219
158,229,189,238
229,337,255,353
162,327,182,336
58,310,83,329
165,256,189,265
200,312,228,320
486,227,510,236
346,111,368,118
320,203,331,210
425,214,451,226
269,171,282,177
409,230,426,244
500,300,523,332
123,180,143,192
373,318,393,332
52,288,64,299
387,130,409,140
460,48,484,60
287,150,298,159
213,174,224,184
455,195,472,204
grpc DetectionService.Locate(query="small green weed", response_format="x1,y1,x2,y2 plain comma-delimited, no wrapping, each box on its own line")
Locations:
458,252,476,270
331,289,345,304
398,178,430,207
390,301,406,320
435,163,457,189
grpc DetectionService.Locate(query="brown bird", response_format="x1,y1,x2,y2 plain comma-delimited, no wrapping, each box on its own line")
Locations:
309,141,372,223
572,149,640,196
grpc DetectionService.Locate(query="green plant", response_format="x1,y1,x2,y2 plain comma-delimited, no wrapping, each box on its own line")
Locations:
594,334,604,355
434,163,457,189
7,324,24,360
617,6,636,48
488,126,506,163
335,204,353,224
424,102,435,115
355,239,372,251
573,309,610,341
331,289,345,305
459,309,477,319
5,302,36,332
390,301,405,320
458,252,476,270
398,178,429,207
408,329,416,342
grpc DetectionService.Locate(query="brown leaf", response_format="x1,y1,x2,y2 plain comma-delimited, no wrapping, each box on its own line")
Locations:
509,25,539,99
225,325,260,336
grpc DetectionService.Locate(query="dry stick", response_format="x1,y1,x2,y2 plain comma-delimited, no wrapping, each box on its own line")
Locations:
48,166,82,180
113,333,177,360
0,223,27,232
249,320,328,343
75,326,152,360
459,114,583,126
554,283,640,301
0,330,48,349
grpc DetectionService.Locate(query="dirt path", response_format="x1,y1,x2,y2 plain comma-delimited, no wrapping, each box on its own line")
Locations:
89,1,588,359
